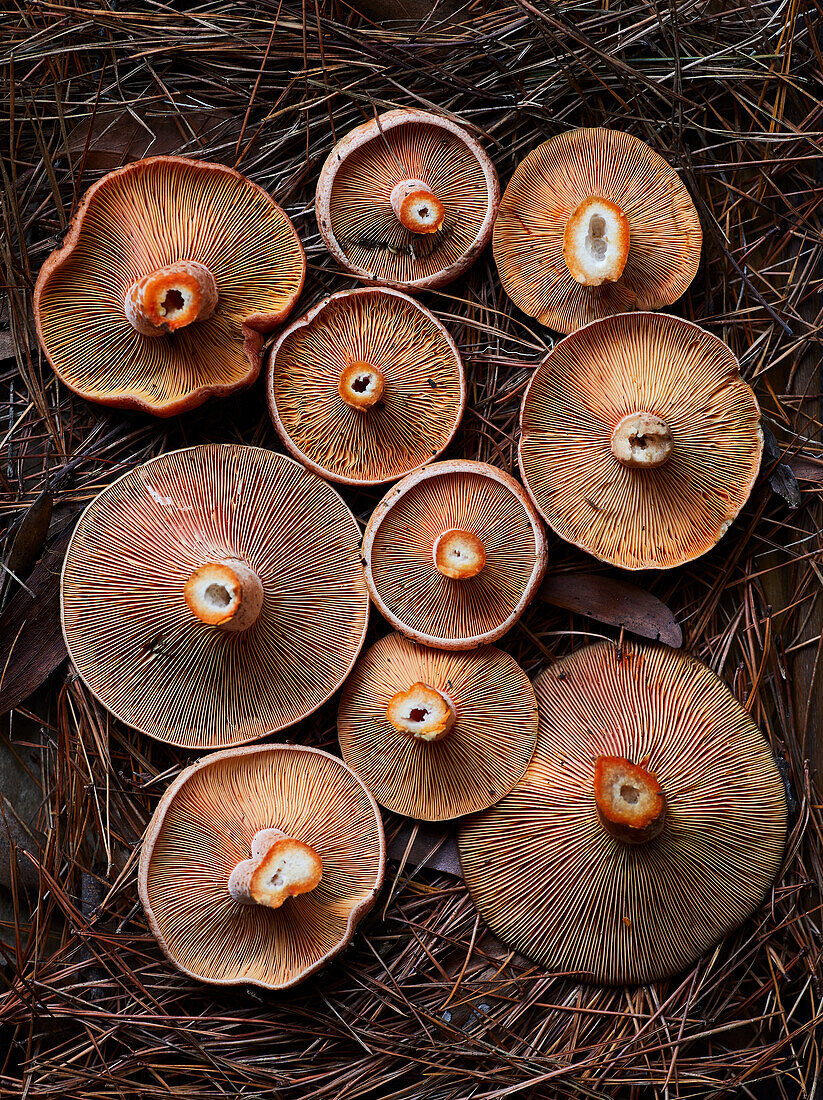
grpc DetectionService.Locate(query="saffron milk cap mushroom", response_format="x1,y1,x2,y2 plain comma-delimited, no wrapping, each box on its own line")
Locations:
518,312,763,570
362,460,548,649
457,640,788,985
61,445,369,749
139,744,385,990
34,156,305,415
337,633,539,820
316,109,500,291
267,287,465,485
493,128,701,334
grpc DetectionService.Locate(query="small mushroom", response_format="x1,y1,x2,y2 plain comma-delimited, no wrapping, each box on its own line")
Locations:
316,109,500,291
267,288,465,485
61,445,369,749
362,460,548,649
518,312,763,570
139,744,385,990
457,640,788,985
34,156,306,416
338,633,539,820
493,128,701,334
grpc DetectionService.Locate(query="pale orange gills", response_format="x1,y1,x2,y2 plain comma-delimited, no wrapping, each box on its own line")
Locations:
61,445,369,749
316,109,499,291
518,312,763,569
35,156,305,416
139,744,385,990
362,460,548,649
338,633,539,820
267,288,465,485
458,641,787,985
493,128,701,333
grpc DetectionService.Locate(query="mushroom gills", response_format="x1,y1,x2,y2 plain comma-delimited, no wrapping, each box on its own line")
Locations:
563,197,630,286
386,682,456,741
229,829,323,909
594,755,666,844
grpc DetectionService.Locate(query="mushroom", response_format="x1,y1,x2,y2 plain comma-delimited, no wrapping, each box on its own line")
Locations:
457,640,788,985
267,287,465,485
493,128,702,334
337,632,539,820
61,444,369,749
362,460,548,649
34,156,306,416
316,108,500,291
518,312,763,570
139,743,385,990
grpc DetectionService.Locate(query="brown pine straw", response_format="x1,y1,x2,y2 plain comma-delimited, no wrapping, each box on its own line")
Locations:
0,0,822,1097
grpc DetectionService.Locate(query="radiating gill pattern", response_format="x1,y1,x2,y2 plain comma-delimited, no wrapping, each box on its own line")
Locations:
458,641,787,985
140,746,384,989
338,633,539,820
365,465,547,647
61,446,369,748
519,313,763,569
269,289,464,484
328,123,490,285
493,128,701,333
36,158,304,412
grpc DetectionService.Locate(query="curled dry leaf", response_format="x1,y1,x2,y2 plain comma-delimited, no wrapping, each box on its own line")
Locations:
539,572,683,648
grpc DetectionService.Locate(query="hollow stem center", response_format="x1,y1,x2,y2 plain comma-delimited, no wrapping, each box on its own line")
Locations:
228,828,323,910
563,196,629,287
386,682,457,742
611,413,673,469
125,260,218,337
433,529,486,580
390,178,445,235
338,361,385,410
593,755,666,845
184,558,263,633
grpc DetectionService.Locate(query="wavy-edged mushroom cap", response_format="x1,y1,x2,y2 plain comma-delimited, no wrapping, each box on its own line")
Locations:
316,109,500,291
61,445,369,749
267,288,465,485
139,744,385,990
34,156,306,416
337,633,539,821
457,640,788,986
493,129,701,334
518,312,763,570
363,460,548,650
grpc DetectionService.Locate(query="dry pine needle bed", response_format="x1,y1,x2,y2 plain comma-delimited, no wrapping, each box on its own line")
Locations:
0,1,822,1098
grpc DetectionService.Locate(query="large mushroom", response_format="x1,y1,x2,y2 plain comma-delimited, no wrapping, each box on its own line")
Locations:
267,287,465,485
362,460,548,649
61,445,369,749
337,633,539,820
316,109,500,291
493,128,701,334
139,744,385,990
518,312,763,570
457,640,788,986
34,156,306,416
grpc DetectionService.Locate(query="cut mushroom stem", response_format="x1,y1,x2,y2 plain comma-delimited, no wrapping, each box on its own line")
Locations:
390,179,445,235
386,682,457,742
611,412,673,469
433,529,486,580
184,558,264,632
228,828,323,909
338,361,385,410
125,260,218,337
563,197,630,287
594,755,666,844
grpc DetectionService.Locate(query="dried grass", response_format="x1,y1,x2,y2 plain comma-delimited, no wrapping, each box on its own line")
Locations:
1,0,822,1096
